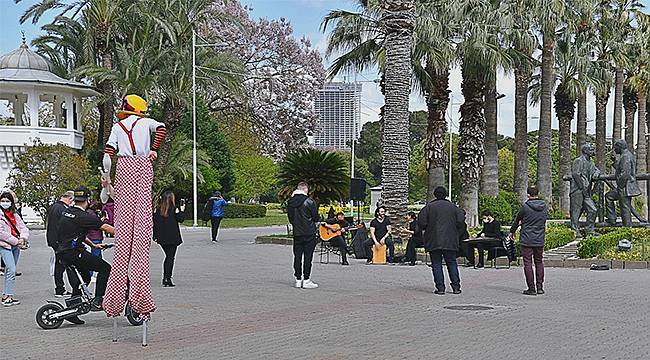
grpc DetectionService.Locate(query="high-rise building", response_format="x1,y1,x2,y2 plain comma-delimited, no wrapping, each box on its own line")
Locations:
314,82,362,151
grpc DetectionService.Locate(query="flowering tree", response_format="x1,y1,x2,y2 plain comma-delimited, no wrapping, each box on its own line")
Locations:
204,1,326,157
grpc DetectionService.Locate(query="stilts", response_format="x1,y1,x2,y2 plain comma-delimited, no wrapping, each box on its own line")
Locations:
112,317,118,342
142,319,148,347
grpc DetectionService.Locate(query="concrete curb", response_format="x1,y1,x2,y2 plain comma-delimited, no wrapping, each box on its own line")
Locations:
255,237,649,270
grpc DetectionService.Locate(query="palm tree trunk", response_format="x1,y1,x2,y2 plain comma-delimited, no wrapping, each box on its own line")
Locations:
554,86,574,215
156,99,184,174
638,93,647,218
425,65,450,201
380,0,414,230
595,93,609,171
514,66,530,204
537,34,554,207
623,84,637,149
481,67,499,196
613,67,624,143
458,61,486,227
97,52,114,164
576,90,587,158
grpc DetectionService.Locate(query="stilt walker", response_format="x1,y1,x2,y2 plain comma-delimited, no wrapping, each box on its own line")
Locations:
101,95,167,344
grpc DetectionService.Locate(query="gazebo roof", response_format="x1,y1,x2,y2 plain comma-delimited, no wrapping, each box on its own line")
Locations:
0,38,99,96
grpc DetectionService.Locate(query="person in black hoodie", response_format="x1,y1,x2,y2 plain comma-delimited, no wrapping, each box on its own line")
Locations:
466,210,502,268
287,182,320,289
153,190,185,287
46,191,76,297
508,186,548,296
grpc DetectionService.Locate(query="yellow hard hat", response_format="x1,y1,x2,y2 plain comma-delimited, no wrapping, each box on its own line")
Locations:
116,94,148,119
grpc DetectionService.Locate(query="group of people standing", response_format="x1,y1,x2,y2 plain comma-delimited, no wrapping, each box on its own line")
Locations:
287,182,549,296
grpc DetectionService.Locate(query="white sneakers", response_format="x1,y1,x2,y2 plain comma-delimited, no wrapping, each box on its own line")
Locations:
294,279,319,289
301,279,318,289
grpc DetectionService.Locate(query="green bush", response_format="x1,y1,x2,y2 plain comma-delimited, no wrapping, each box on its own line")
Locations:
479,191,519,225
265,203,282,210
543,224,576,251
577,228,650,259
224,204,267,218
547,208,568,220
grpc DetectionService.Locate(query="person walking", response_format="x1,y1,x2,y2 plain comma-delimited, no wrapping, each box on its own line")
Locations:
508,186,548,296
287,182,320,289
46,191,75,297
153,190,185,287
207,192,228,242
0,191,29,306
417,187,465,295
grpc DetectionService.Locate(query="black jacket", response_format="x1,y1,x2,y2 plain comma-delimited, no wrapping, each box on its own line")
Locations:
46,201,68,249
153,208,185,246
481,220,502,239
417,199,466,252
287,191,319,237
510,199,548,247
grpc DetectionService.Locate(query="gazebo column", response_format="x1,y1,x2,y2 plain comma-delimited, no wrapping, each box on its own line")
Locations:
13,95,24,126
27,89,40,127
54,95,63,128
65,94,74,130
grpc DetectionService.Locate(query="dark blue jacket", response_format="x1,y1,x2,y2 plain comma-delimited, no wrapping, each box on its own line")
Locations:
510,199,548,247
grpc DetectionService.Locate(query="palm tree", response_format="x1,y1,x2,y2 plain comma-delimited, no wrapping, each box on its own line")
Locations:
534,0,571,208
278,148,349,204
623,83,637,147
481,67,499,197
454,0,513,226
380,0,415,226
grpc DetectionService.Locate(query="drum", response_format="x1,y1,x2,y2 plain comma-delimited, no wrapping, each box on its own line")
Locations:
372,244,387,264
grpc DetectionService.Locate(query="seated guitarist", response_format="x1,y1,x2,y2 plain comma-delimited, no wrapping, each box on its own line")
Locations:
323,212,353,265
401,212,423,266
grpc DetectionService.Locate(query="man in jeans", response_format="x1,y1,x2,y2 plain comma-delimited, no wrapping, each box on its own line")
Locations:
287,182,320,289
508,186,548,295
418,186,466,295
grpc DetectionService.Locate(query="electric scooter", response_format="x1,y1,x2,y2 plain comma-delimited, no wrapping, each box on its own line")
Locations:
36,244,143,329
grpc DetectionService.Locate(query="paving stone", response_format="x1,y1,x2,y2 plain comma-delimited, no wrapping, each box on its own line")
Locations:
3,226,650,360
624,261,648,269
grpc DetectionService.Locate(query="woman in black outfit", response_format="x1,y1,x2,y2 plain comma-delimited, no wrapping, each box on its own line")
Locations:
153,190,185,287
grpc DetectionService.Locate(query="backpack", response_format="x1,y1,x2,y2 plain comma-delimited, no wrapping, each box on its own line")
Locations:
201,200,213,221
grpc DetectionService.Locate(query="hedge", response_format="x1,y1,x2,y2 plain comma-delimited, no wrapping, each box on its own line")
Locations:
478,191,520,225
224,204,267,218
543,224,575,251
577,227,650,260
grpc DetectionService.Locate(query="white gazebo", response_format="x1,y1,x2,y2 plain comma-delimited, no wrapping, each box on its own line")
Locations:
0,38,98,220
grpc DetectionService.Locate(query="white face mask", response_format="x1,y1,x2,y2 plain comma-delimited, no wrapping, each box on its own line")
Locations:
0,201,11,210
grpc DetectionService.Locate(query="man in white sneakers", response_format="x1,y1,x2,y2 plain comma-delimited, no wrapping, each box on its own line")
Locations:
287,182,320,289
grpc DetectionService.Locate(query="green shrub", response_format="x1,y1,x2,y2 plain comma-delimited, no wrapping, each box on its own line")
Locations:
577,228,650,259
265,203,282,210
479,191,519,225
224,204,267,218
577,228,632,258
547,208,567,220
543,224,576,251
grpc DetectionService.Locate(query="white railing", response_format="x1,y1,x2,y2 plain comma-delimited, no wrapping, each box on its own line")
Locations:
0,125,83,149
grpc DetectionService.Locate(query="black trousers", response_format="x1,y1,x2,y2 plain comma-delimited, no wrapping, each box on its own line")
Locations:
364,237,395,261
405,237,423,264
160,244,178,279
211,216,223,241
466,244,485,266
53,251,77,294
329,235,347,262
293,234,317,280
58,249,110,298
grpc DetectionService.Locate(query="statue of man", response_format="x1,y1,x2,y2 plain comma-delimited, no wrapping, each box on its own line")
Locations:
570,143,600,237
605,139,641,227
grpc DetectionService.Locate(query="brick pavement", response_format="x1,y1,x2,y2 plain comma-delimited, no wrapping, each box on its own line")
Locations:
2,225,649,360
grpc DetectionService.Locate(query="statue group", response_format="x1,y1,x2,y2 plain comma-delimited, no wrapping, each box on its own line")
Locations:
570,140,642,238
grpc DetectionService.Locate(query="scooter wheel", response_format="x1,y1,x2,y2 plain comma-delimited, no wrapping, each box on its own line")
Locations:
36,303,65,330
125,304,143,326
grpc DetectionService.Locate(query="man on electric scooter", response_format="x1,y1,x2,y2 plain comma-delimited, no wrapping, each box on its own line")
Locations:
56,187,115,324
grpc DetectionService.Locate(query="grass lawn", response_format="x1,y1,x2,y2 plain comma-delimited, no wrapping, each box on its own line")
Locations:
183,209,289,229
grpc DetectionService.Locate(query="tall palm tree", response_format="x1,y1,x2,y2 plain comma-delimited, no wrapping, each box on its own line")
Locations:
380,0,415,226
481,66,500,196
534,0,570,208
455,0,512,226
623,83,637,147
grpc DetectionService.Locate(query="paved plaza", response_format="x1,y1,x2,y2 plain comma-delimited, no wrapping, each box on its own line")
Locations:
2,226,650,359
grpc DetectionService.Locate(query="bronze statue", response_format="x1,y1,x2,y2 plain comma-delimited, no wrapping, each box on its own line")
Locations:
605,139,641,227
570,144,600,237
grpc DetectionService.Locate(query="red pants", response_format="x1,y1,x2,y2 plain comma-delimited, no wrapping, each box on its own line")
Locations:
521,246,544,290
103,156,156,319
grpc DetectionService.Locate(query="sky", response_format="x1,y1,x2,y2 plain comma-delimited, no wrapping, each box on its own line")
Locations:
2,0,650,138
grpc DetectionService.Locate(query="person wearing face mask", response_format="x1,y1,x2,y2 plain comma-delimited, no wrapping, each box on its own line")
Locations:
56,187,115,318
46,191,76,297
0,191,29,306
466,210,502,268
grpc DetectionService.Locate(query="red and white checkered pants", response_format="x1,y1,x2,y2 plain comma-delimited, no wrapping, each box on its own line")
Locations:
103,156,156,319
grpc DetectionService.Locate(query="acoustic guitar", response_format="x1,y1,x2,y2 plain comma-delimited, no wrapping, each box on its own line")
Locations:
319,223,363,241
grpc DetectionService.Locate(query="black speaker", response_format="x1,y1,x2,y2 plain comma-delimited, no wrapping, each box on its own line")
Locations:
350,178,367,201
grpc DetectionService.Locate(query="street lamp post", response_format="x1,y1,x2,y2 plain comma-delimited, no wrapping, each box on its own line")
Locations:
192,29,198,226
